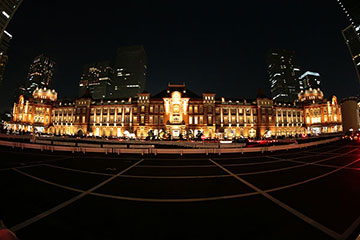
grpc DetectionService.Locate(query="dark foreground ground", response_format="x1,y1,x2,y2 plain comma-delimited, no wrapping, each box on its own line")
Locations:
0,140,360,240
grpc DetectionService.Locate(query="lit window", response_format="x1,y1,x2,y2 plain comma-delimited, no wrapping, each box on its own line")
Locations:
194,106,198,113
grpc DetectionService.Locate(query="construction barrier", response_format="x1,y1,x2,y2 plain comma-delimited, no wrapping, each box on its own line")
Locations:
129,145,155,149
102,144,127,149
0,137,341,155
53,141,76,146
77,143,102,148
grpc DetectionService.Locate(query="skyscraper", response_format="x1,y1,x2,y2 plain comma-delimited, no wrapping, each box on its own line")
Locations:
21,54,55,97
0,0,23,86
338,0,360,86
78,45,147,100
79,61,114,99
299,71,321,90
266,49,300,103
111,45,147,99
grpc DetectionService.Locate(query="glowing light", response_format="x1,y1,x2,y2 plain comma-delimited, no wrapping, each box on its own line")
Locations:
2,11,10,18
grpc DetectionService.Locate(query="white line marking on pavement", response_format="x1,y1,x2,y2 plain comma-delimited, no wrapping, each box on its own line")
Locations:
307,151,360,155
43,163,230,178
269,155,360,171
131,145,349,168
214,143,349,162
40,147,357,180
44,164,232,179
209,158,342,240
341,216,360,240
134,159,287,168
247,148,359,176
13,168,84,193
9,159,144,233
89,191,257,202
0,157,72,172
264,158,360,193
11,157,360,207
43,164,114,176
119,174,230,179
12,166,258,202
136,164,217,168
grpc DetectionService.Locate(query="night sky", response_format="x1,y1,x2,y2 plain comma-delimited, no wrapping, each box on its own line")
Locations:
0,0,357,111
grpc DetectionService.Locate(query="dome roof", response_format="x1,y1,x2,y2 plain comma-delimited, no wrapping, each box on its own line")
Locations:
32,87,58,101
298,88,324,103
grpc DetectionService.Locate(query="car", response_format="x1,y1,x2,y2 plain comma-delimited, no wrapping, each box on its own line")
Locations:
343,130,353,140
353,131,360,140
343,130,360,141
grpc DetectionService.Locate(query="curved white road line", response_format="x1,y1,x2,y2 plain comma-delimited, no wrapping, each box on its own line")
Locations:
0,157,72,172
10,159,144,233
12,168,258,202
13,168,84,193
210,141,348,160
264,158,360,193
134,158,287,168
44,164,231,178
0,139,345,172
42,164,114,176
134,144,351,167
7,142,358,238
271,156,360,171
136,158,287,168
38,147,357,180
90,191,258,202
118,174,230,179
12,156,358,239
209,158,343,240
134,147,347,169
234,148,358,176
12,157,360,203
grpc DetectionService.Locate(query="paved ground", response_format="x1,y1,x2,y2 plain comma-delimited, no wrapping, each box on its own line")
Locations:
0,140,360,240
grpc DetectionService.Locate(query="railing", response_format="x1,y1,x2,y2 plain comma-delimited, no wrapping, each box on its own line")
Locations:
0,137,341,155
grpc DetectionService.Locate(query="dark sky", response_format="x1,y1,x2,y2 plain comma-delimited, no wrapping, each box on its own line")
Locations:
0,0,357,111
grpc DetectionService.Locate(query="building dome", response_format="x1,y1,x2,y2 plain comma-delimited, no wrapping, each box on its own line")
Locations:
32,87,57,101
298,88,324,103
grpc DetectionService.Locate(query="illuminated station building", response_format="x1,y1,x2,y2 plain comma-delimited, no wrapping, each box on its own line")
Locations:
298,88,342,134
12,88,57,133
10,84,342,139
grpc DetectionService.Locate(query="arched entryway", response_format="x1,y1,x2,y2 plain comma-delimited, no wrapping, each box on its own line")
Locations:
77,129,84,136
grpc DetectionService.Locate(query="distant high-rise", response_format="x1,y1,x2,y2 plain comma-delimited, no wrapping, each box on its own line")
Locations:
79,61,114,99
22,54,55,96
0,0,23,86
338,0,360,86
78,45,147,99
266,49,300,103
111,45,147,99
299,71,321,90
